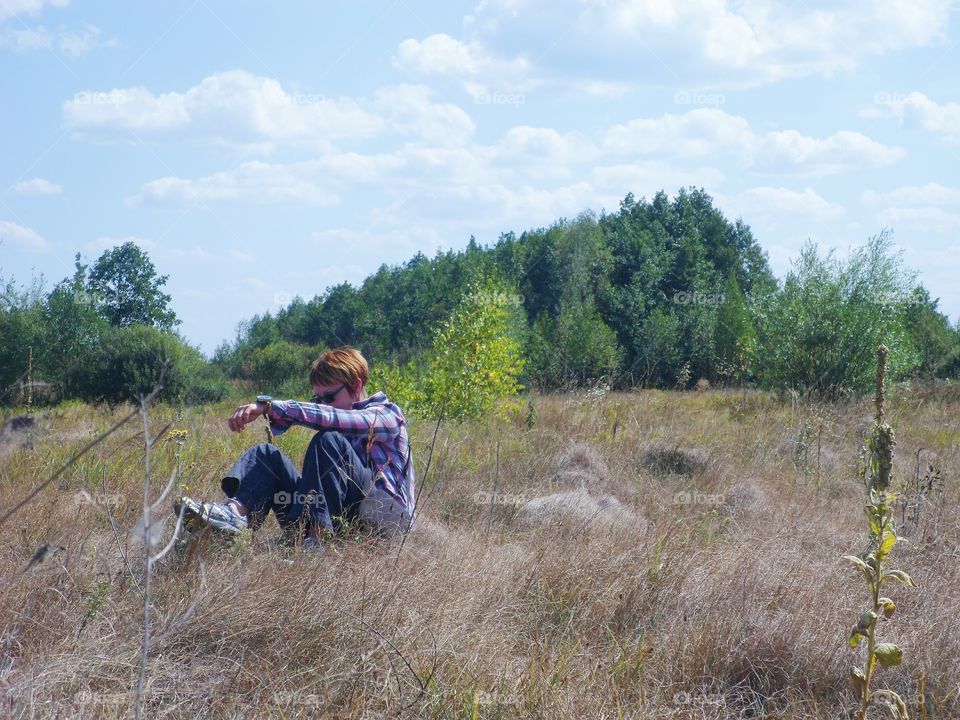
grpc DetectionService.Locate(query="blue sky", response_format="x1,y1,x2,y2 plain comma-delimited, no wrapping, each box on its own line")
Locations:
2,0,958,354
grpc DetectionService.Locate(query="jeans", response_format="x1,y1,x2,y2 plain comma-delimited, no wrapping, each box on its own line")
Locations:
220,431,373,537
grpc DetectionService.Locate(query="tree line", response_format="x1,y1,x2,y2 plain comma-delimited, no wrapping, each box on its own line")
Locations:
2,188,959,410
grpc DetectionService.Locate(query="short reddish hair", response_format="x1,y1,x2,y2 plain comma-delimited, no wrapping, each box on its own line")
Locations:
309,346,369,389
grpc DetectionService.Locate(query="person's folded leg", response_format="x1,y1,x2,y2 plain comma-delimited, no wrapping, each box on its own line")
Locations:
301,431,372,534
221,443,303,531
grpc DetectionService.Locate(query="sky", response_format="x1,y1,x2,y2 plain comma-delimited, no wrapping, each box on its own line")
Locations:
1,0,958,355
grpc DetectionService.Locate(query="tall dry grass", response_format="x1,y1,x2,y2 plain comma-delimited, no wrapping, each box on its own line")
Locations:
0,386,958,719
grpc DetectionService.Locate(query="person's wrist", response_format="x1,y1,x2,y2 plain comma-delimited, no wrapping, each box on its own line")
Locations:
255,394,272,417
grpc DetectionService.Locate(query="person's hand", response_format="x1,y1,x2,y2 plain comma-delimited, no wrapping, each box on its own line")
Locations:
227,402,266,433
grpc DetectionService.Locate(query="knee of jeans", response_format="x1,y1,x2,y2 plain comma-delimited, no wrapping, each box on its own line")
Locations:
311,431,347,453
221,476,240,497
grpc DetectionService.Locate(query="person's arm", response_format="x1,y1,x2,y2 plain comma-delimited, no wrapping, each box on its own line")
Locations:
266,399,400,438
227,399,270,433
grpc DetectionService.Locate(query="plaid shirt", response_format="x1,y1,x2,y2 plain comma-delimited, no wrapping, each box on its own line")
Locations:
267,392,415,533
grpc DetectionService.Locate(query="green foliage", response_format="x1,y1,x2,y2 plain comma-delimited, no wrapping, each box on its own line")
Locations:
899,287,960,378
84,325,228,405
421,281,525,420
373,281,526,421
596,188,772,387
714,274,756,381
843,346,913,720
41,255,110,398
526,298,622,388
754,233,921,397
243,339,323,397
87,241,179,330
218,190,782,392
368,358,427,418
0,274,47,404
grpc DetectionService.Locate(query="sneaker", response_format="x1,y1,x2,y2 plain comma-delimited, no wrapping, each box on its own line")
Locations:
174,496,248,535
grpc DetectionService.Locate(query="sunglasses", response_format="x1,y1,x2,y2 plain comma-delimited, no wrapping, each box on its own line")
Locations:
311,384,346,405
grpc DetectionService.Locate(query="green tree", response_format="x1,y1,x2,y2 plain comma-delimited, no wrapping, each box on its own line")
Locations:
87,242,179,330
84,325,227,405
753,232,919,396
0,274,47,405
244,339,323,397
42,254,109,398
421,280,525,420
899,287,960,378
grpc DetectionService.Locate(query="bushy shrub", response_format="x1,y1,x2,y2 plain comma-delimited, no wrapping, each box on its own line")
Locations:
753,233,920,397
242,339,323,397
371,280,526,421
84,325,228,405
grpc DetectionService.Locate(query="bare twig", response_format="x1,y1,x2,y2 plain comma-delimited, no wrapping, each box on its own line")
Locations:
98,467,143,596
135,392,154,720
395,403,445,560
0,399,152,530
340,608,426,706
486,429,501,541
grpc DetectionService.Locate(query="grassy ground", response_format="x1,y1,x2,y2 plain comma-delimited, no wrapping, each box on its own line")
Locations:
0,386,958,719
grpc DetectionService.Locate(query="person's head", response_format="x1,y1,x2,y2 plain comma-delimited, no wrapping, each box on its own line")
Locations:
309,346,369,410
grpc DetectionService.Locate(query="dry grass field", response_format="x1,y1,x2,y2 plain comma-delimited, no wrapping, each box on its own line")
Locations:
1,386,958,719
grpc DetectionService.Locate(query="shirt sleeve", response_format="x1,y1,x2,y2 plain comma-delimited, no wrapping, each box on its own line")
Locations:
267,399,400,439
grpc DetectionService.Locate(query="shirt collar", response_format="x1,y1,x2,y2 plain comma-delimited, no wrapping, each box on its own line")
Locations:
353,391,387,409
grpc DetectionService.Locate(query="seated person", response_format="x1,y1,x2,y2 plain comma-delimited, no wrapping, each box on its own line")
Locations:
175,347,415,546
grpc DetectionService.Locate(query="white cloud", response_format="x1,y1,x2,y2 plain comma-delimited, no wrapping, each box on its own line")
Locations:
64,85,191,133
64,70,386,147
731,187,846,225
862,183,960,207
862,183,960,234
57,23,114,57
0,25,50,50
423,0,953,90
590,162,726,200
85,235,263,267
129,161,340,208
124,103,902,231
84,235,156,256
13,177,62,195
63,71,480,150
878,206,960,233
0,22,113,57
0,220,47,250
863,91,960,144
489,126,596,181
604,109,903,174
373,84,475,145
0,0,67,23
393,33,532,95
